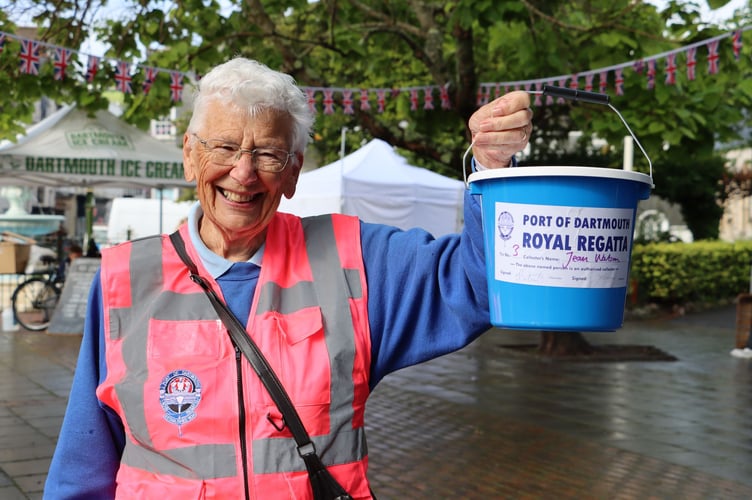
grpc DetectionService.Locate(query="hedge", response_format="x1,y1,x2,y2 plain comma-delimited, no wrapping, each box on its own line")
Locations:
629,240,752,306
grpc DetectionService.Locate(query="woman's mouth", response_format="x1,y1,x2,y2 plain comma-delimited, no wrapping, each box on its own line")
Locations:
218,187,259,203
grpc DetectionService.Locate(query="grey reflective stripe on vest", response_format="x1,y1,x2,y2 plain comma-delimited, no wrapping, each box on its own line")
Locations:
111,236,237,479
252,215,367,474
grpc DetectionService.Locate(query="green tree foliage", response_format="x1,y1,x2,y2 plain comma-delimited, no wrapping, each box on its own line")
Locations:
2,0,751,238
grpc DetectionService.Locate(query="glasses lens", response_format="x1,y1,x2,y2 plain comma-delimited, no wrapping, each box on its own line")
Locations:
254,149,288,172
200,139,237,166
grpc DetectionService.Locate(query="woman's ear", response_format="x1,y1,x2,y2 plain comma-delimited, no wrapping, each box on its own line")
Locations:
282,152,305,199
183,133,196,182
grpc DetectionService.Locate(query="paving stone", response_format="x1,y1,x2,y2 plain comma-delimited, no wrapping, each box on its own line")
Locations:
1,458,51,477
14,473,46,496
0,442,55,463
0,486,27,500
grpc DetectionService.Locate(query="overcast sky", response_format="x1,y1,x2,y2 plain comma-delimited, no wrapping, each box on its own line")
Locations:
646,0,749,22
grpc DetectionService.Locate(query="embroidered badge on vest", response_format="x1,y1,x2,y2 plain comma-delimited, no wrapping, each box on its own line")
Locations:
159,369,202,437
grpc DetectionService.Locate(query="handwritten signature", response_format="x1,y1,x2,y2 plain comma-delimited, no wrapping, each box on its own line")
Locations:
564,252,620,269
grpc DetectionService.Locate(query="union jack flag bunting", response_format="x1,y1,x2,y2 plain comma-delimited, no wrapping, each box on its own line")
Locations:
142,66,157,94
305,88,317,113
707,40,720,74
732,30,742,60
598,71,608,94
423,87,434,110
86,56,100,82
615,68,624,96
376,89,386,113
686,47,697,80
170,71,183,103
569,75,578,90
359,89,370,111
341,89,353,114
19,40,40,75
53,48,72,81
410,88,419,111
665,53,677,85
1,22,743,115
114,62,133,93
646,59,656,89
323,89,335,115
584,73,594,92
440,85,451,110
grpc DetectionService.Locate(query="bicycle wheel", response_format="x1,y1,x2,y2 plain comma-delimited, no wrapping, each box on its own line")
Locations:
11,277,61,331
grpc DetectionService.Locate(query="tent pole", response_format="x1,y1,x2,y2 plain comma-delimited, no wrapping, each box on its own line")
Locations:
158,187,164,234
85,189,94,245
340,127,347,213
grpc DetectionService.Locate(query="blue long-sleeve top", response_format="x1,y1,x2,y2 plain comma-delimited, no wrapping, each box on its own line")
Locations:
44,189,491,499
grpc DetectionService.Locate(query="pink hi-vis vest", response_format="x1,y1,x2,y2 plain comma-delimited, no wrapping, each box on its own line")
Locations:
97,213,373,499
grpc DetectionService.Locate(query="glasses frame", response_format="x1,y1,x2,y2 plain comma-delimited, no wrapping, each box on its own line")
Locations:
192,134,295,173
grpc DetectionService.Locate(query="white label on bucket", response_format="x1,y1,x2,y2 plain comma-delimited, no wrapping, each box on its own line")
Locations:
493,202,635,288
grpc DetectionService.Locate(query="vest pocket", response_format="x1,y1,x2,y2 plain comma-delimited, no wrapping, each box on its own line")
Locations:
256,306,331,407
274,306,324,345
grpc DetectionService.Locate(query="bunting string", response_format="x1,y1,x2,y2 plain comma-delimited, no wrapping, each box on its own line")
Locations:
0,25,749,111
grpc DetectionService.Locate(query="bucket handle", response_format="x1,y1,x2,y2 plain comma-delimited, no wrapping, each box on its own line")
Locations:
463,85,653,186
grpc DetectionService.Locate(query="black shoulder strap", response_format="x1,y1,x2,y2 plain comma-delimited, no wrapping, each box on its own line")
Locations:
168,231,351,499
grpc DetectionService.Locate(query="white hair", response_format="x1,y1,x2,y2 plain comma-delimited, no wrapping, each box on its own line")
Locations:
188,57,315,153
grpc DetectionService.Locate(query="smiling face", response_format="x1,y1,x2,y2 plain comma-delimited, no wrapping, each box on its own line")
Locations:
183,101,303,261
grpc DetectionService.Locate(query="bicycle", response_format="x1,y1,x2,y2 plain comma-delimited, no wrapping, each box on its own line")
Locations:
11,254,64,331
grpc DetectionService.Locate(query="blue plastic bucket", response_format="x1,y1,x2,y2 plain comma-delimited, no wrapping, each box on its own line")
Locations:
468,166,652,332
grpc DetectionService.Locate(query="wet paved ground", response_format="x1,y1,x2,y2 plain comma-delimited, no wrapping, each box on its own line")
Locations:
1,305,751,499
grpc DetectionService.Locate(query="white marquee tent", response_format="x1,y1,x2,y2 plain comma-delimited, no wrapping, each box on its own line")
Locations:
279,138,465,237
0,104,189,189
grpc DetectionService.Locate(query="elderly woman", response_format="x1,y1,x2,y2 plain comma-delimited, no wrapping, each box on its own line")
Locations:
45,57,531,499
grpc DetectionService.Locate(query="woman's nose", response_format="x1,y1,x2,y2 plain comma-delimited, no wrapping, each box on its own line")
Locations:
229,153,259,184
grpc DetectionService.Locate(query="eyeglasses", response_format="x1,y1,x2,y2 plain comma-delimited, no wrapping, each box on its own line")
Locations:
193,134,295,173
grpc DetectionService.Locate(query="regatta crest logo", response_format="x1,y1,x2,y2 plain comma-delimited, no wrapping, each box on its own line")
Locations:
159,369,202,433
497,210,514,240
